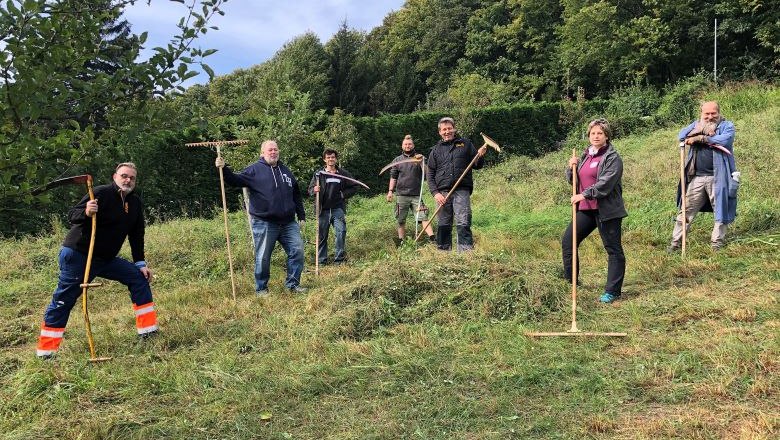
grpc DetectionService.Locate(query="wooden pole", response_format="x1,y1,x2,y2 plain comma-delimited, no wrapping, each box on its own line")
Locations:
679,143,687,258
569,149,579,333
315,173,321,276
415,157,426,240
80,177,110,362
185,139,248,300
216,144,238,301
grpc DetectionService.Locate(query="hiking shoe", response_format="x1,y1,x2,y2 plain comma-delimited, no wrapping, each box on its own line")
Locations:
256,289,269,298
599,292,620,303
428,235,436,243
393,237,403,247
138,329,159,340
666,244,680,254
289,286,308,294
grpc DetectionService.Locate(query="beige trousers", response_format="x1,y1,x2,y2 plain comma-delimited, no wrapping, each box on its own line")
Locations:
671,176,728,248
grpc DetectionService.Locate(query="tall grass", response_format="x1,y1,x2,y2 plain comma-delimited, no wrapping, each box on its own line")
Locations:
1,85,778,439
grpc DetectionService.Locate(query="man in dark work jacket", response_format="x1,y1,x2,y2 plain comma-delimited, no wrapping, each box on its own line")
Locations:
36,162,158,358
427,117,487,251
308,149,358,265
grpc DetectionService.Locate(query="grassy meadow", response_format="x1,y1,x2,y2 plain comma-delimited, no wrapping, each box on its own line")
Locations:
1,84,778,439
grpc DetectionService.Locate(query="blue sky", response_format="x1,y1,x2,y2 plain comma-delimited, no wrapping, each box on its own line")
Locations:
124,0,405,85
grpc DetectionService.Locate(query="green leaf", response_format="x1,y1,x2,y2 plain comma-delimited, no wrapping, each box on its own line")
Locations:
8,1,21,15
201,63,214,79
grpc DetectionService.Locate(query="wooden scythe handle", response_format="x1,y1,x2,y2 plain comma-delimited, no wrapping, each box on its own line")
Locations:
81,177,100,360
679,143,687,258
315,174,321,276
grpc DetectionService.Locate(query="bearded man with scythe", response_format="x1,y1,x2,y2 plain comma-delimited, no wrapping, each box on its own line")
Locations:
668,101,738,252
36,163,158,358
385,134,436,246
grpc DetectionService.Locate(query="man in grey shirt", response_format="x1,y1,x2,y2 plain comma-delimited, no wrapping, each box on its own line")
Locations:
387,135,435,245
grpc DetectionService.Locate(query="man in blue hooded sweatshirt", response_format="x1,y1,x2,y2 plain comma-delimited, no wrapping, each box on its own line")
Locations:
669,101,738,252
216,140,307,296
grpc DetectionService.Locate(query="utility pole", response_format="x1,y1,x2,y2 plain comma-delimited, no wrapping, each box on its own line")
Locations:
714,18,718,82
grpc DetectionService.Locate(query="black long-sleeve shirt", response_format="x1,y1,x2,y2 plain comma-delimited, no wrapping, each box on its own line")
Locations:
63,182,145,262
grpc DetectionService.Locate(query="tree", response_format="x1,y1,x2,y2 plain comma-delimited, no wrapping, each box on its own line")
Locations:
269,32,332,110
325,21,366,112
0,0,226,235
384,0,479,93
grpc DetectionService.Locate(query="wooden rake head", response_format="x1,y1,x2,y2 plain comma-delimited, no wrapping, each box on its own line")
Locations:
185,139,249,156
184,139,249,148
479,132,501,153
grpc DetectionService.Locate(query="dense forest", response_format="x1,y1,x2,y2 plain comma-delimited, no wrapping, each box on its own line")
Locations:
1,0,778,235
184,0,779,116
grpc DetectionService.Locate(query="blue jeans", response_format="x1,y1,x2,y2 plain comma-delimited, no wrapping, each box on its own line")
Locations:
43,247,154,328
252,218,304,291
317,207,346,264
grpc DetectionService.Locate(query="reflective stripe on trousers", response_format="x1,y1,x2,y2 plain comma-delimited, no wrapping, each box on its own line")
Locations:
133,301,158,335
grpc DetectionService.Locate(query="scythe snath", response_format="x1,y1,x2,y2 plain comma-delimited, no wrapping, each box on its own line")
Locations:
33,174,112,362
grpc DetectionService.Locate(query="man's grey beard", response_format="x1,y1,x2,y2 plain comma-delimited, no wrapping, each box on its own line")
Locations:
266,159,278,166
699,120,720,136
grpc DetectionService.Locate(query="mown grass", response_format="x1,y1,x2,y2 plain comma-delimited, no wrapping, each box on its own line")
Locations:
1,84,778,439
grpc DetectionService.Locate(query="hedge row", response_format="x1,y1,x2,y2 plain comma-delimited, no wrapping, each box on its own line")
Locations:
348,100,607,190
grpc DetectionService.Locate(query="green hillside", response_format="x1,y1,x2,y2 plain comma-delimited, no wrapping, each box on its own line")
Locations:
1,85,778,439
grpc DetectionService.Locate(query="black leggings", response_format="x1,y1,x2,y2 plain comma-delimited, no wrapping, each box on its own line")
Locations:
561,210,625,295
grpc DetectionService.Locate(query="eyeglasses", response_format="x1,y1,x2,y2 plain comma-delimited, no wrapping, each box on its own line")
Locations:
119,174,136,181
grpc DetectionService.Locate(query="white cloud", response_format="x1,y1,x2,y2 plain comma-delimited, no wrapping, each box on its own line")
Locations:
123,0,405,84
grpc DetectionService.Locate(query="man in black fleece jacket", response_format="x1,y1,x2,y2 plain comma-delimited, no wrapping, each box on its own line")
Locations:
216,140,306,296
36,163,158,358
308,149,358,265
427,117,487,251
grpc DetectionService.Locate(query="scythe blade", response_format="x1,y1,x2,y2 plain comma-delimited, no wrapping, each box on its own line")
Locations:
31,174,92,195
318,170,370,189
378,155,423,175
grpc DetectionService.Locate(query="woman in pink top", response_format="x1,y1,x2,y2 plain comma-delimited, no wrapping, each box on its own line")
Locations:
561,119,628,303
